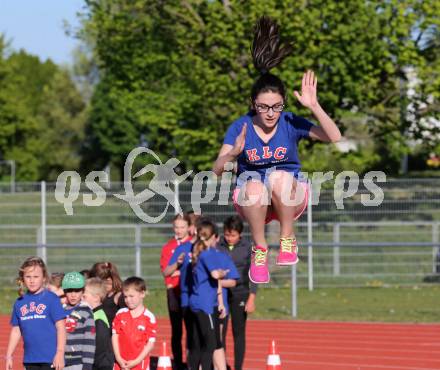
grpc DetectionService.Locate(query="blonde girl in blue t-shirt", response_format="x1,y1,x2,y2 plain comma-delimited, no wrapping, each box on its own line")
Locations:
6,257,66,370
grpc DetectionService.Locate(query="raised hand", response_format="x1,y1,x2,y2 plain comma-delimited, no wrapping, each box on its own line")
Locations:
294,70,318,109
230,123,247,157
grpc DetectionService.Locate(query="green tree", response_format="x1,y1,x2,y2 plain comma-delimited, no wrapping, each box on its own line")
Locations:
0,38,44,180
37,69,88,180
80,0,440,175
0,36,88,180
8,51,58,114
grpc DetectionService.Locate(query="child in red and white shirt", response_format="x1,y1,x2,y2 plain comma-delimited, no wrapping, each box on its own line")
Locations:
112,277,157,370
159,213,192,369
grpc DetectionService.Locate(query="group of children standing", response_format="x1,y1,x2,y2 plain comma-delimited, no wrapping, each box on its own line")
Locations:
160,213,256,370
6,259,156,370
5,13,344,370
6,214,255,370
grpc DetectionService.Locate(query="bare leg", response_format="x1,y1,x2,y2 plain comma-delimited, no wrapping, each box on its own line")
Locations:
268,171,307,238
237,180,269,247
237,180,271,283
213,320,227,370
268,171,307,265
213,348,227,370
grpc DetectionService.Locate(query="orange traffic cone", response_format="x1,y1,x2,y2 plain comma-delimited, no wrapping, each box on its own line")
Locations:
157,341,172,370
266,339,281,370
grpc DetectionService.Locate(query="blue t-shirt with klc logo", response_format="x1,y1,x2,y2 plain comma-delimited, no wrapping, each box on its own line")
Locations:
223,111,314,186
11,289,66,364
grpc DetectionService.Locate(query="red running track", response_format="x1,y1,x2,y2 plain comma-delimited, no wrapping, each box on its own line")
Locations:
1,316,439,370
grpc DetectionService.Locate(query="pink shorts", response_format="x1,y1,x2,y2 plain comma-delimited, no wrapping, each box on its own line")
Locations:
232,180,309,224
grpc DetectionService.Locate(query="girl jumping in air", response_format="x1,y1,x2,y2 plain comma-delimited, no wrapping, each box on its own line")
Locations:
213,16,341,284
6,257,66,370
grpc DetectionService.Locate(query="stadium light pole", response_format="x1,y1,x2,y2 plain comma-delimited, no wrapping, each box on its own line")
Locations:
307,179,313,291
40,181,47,263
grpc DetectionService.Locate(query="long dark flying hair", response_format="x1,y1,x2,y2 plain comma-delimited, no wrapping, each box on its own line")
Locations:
250,16,293,102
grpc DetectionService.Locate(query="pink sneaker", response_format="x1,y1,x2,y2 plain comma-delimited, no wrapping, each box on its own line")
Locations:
276,237,299,265
249,245,270,284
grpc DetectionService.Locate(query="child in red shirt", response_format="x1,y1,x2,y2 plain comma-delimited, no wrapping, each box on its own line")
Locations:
159,213,192,369
112,277,157,370
160,213,192,291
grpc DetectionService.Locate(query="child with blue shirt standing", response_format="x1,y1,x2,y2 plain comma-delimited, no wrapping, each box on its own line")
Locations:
217,216,257,370
212,248,239,370
6,257,66,370
213,16,341,284
188,219,238,370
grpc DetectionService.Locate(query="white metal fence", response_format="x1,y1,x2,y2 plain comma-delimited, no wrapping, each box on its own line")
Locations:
0,179,439,291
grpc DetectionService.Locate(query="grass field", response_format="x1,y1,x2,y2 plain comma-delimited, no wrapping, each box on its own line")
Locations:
0,211,438,289
1,185,440,324
1,286,439,322
1,186,439,289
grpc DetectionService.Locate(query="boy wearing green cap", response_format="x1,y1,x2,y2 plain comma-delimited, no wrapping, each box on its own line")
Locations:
62,272,96,370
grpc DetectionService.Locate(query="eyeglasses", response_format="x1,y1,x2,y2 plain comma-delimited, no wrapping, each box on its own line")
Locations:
254,103,285,113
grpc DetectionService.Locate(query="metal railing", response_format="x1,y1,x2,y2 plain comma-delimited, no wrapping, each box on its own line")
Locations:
0,221,438,286
1,178,440,317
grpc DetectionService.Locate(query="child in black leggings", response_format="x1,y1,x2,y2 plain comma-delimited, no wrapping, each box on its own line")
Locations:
188,219,238,370
217,216,257,370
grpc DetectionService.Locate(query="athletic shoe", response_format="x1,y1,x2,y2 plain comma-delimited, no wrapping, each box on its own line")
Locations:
249,245,270,283
276,237,299,265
